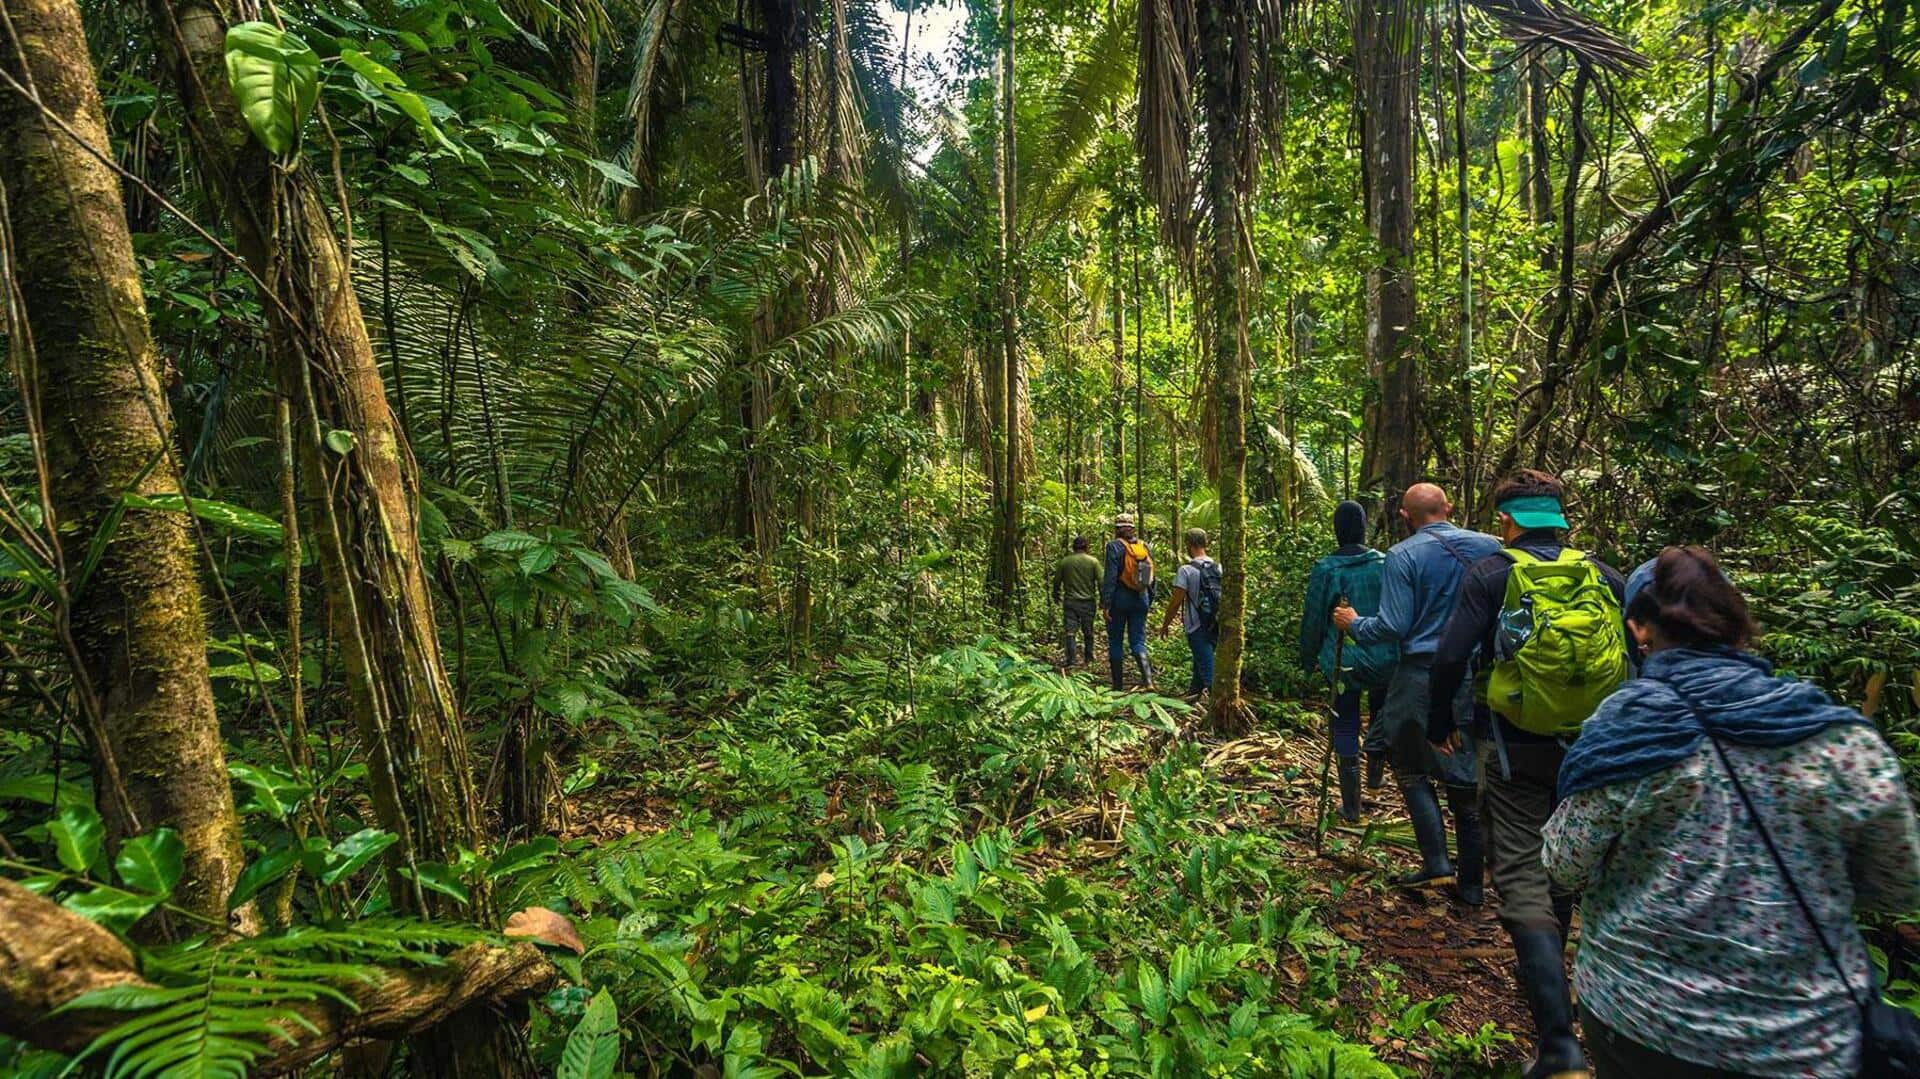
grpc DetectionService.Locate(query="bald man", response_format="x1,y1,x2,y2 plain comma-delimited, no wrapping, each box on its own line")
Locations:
1331,484,1500,900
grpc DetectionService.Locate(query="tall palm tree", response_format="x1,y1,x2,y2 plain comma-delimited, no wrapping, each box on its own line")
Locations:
1135,0,1284,732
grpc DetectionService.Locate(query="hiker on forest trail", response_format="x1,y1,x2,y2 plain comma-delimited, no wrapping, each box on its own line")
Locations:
1427,468,1630,1079
1298,501,1395,822
1331,482,1498,898
1051,536,1102,670
1157,528,1222,700
1545,547,1920,1078
1101,513,1154,691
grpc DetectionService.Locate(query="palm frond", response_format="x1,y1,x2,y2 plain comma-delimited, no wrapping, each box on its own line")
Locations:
620,0,702,214
1023,3,1137,229
60,921,494,1079
1135,0,1196,253
1466,0,1648,75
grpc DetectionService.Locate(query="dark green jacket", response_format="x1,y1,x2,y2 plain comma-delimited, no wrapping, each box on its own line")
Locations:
1298,547,1397,687
1051,552,1102,602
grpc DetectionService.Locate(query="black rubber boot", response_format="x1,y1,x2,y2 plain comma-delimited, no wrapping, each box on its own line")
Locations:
1336,755,1362,822
1513,928,1589,1079
1446,783,1485,906
1365,754,1386,790
1132,653,1153,689
1109,658,1125,691
1393,779,1454,888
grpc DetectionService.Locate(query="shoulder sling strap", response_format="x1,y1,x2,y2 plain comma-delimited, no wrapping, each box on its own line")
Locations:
1430,530,1475,569
1658,680,1867,1015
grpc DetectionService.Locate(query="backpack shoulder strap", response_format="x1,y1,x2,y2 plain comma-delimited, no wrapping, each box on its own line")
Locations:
1430,530,1475,568
1503,546,1538,567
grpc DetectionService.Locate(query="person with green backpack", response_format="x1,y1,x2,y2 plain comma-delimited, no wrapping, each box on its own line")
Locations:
1426,468,1630,1079
1297,501,1395,822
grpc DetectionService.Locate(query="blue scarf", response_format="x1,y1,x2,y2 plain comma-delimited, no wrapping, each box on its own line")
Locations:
1558,647,1870,798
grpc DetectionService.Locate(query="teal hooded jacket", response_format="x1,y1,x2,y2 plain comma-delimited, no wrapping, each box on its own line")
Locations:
1297,548,1398,688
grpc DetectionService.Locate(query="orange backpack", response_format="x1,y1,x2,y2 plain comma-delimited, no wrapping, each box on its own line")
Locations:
1118,539,1154,593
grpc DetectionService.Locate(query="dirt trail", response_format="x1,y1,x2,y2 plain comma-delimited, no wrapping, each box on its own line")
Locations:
1201,726,1535,1074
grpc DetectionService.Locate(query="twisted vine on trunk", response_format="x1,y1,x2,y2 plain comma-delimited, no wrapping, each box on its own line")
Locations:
141,0,518,1070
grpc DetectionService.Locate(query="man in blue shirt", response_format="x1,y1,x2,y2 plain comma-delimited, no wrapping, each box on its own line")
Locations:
1332,483,1499,900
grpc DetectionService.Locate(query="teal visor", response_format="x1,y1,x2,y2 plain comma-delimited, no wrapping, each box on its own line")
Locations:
1498,494,1568,530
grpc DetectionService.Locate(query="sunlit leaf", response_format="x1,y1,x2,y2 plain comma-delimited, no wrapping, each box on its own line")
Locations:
223,21,320,156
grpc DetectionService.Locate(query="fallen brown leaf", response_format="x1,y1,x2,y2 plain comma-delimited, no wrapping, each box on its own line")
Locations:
505,906,585,954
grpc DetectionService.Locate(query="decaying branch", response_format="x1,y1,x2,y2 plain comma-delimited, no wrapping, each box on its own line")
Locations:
0,879,555,1073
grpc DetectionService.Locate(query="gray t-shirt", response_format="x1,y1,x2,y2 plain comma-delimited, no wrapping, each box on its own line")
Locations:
1173,557,1217,634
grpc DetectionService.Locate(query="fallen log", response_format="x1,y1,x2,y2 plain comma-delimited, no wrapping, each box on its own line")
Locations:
0,878,555,1073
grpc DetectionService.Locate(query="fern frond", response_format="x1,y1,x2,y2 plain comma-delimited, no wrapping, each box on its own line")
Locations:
59,920,495,1079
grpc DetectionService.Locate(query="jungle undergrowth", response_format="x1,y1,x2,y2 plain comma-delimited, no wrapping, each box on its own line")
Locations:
517,637,1513,1077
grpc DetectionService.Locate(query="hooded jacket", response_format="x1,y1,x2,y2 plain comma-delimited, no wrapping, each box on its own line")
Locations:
1298,548,1396,685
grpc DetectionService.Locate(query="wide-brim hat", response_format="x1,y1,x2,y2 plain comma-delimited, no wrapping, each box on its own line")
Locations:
1114,512,1135,527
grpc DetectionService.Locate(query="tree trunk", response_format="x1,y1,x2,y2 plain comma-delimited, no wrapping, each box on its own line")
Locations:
1108,209,1127,509
144,0,516,1069
1525,47,1555,249
734,0,798,583
1353,0,1421,517
0,0,245,929
991,0,1023,618
1199,0,1252,734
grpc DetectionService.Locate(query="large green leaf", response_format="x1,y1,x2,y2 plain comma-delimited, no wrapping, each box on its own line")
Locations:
557,989,620,1079
50,803,104,875
224,21,320,157
401,862,471,904
226,843,299,911
64,885,160,933
228,762,310,821
487,835,559,880
115,829,184,898
320,827,398,885
338,49,453,149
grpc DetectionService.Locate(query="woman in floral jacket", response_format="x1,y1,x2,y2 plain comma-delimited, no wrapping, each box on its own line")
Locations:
1544,546,1920,1078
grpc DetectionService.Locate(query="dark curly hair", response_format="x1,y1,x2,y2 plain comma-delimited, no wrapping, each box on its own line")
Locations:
1491,468,1565,507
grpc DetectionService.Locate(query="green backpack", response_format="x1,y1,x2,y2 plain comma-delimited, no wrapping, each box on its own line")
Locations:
1486,548,1630,737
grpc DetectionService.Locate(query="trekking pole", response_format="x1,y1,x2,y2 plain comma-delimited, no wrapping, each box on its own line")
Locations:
1313,595,1347,854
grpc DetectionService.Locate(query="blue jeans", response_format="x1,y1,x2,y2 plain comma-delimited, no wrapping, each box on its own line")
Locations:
1333,685,1383,757
1185,630,1215,695
1105,592,1148,666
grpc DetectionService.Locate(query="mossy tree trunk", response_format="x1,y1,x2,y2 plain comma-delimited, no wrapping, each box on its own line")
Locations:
0,0,246,930
142,0,520,1070
1197,0,1253,735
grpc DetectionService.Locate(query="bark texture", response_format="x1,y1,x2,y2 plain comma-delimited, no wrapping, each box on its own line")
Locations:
0,0,245,926
146,0,484,895
990,0,1024,614
1353,0,1422,515
142,0,512,1069
1198,0,1252,735
0,878,553,1072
